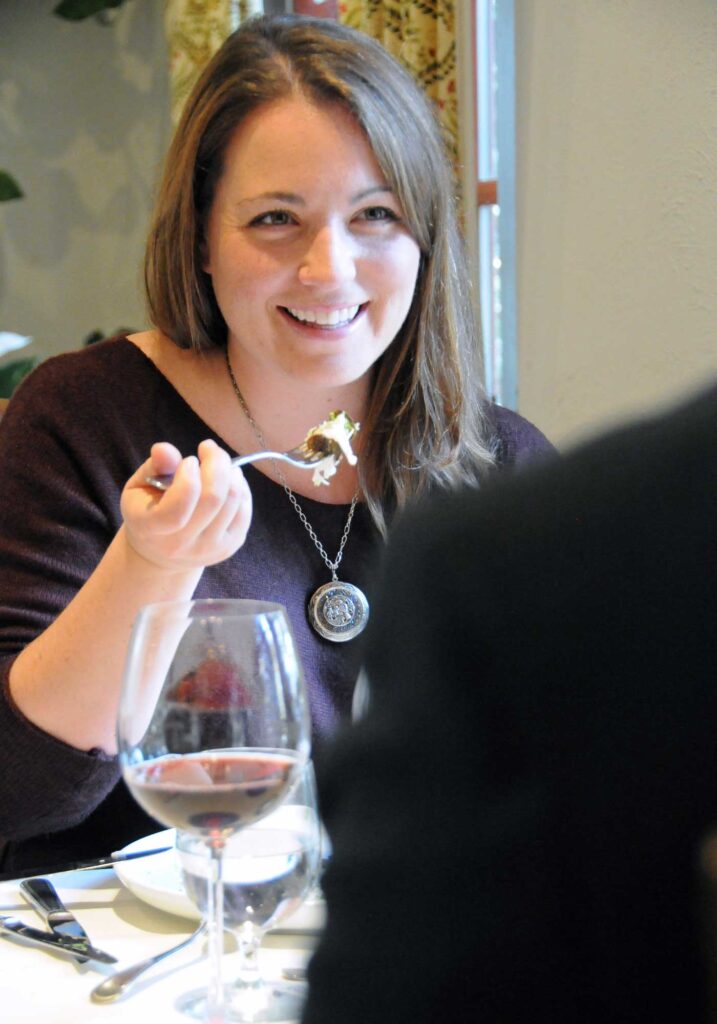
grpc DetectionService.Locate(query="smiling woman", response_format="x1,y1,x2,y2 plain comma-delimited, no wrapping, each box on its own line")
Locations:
0,13,553,877
201,97,421,402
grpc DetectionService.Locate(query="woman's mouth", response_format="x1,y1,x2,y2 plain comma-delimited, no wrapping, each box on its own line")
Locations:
282,304,363,328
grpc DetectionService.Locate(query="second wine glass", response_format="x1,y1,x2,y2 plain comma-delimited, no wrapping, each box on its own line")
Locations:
178,761,322,1022
118,598,310,1022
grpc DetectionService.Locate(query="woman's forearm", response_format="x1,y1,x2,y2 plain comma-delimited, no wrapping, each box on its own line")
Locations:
8,439,252,757
8,526,202,755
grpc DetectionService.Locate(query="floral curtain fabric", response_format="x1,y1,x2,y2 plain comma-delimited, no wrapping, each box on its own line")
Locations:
164,0,263,125
163,1,459,168
338,0,458,169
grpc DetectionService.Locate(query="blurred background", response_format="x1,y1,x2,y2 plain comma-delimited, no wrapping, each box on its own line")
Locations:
1,0,715,447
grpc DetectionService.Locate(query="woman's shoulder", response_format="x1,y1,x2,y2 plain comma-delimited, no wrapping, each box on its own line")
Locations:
9,335,145,404
3,335,170,452
485,402,557,469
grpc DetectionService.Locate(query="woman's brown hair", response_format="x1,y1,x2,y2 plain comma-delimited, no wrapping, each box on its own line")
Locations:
145,14,495,534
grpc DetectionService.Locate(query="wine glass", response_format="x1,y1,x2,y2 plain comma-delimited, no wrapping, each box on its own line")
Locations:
177,761,322,1022
117,598,310,1022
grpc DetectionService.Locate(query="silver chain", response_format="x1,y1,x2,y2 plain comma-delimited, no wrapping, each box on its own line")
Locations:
225,350,358,581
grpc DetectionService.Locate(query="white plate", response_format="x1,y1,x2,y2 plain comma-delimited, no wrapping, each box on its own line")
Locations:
115,829,326,933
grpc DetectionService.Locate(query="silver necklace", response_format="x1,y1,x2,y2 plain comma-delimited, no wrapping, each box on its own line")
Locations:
225,351,369,643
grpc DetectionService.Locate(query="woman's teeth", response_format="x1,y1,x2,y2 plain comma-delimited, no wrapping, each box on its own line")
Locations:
285,305,360,327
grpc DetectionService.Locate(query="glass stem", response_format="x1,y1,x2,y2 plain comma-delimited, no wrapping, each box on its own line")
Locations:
206,842,225,1020
236,921,263,987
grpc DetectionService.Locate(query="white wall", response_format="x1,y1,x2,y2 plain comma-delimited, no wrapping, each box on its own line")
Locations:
1,1,170,363
514,0,717,446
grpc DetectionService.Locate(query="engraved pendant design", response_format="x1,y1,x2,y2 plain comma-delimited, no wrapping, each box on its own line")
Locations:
308,581,369,643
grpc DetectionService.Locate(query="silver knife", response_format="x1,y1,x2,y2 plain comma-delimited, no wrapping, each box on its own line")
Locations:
20,878,111,965
0,844,172,883
0,915,118,964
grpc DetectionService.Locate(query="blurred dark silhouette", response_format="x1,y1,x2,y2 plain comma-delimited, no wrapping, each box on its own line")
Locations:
303,380,717,1024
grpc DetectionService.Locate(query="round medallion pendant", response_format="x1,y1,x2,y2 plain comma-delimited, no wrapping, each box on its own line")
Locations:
308,581,369,643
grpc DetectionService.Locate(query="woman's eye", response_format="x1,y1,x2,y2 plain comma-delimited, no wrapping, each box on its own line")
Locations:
359,206,398,222
250,210,294,227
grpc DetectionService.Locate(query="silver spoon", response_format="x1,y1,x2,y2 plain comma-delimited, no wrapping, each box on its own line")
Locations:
90,924,205,1003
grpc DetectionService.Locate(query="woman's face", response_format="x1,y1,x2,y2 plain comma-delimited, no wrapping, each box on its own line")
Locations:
202,94,421,390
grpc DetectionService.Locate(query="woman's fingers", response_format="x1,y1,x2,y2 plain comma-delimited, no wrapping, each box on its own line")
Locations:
224,482,253,544
190,443,253,555
121,440,252,570
125,441,183,491
197,462,253,551
181,440,233,530
149,441,184,477
150,455,203,532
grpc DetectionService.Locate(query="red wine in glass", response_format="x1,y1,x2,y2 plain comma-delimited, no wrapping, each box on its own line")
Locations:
127,750,300,838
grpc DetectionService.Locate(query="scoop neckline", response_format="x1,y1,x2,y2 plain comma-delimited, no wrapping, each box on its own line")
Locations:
116,335,358,512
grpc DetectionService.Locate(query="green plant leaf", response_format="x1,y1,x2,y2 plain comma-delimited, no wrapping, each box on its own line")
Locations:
0,358,39,398
54,0,127,21
0,171,23,202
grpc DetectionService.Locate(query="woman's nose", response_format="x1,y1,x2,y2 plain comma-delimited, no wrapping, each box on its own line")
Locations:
298,224,357,286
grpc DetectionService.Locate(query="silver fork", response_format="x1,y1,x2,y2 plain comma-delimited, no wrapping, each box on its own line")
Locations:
145,444,330,492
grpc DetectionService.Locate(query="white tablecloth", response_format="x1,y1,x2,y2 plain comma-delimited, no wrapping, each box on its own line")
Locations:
0,867,317,1023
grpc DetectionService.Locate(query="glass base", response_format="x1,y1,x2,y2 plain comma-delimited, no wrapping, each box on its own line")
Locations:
177,979,307,1023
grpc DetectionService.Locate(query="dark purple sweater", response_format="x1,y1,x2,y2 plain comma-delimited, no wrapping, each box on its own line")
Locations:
0,337,554,872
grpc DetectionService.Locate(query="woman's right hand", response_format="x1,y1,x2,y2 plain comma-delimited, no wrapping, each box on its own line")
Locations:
120,439,253,573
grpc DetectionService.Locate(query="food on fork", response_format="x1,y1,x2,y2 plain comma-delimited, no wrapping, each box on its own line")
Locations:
305,411,360,487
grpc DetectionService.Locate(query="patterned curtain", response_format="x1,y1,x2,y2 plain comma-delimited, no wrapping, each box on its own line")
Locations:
164,0,264,125
338,0,458,169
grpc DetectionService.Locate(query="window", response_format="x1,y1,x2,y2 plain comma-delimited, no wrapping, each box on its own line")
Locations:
476,0,515,407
